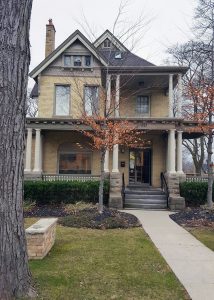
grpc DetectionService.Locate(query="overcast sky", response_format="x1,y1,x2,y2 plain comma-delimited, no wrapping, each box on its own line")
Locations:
29,0,196,87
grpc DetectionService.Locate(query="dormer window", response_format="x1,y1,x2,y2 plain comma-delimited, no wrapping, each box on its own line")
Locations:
115,51,122,59
73,56,82,67
103,39,111,48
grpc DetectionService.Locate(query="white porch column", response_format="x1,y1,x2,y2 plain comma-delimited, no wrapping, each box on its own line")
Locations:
33,129,42,173
112,144,119,173
106,74,111,115
177,130,184,174
177,73,183,118
167,129,176,174
168,74,174,118
104,150,109,172
24,128,32,173
115,75,120,118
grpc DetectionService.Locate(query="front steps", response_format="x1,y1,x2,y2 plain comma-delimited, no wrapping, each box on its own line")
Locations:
124,185,168,209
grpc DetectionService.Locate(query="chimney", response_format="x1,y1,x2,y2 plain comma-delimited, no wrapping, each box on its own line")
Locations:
45,19,56,57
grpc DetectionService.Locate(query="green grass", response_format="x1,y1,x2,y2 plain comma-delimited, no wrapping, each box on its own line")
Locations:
25,219,189,300
187,227,214,251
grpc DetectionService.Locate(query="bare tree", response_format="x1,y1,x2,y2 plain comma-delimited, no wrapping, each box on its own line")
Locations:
0,1,35,299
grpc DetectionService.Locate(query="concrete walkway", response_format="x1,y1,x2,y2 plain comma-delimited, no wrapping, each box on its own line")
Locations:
126,210,214,300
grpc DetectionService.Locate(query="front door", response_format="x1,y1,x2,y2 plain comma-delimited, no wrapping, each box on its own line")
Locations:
129,149,151,184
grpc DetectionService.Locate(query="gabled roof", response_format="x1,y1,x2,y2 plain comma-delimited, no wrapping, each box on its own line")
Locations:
29,30,108,79
93,29,128,52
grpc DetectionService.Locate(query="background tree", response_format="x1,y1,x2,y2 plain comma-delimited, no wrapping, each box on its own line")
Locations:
187,81,214,208
0,1,34,299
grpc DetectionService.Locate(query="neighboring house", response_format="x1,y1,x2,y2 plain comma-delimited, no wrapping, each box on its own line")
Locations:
26,19,201,210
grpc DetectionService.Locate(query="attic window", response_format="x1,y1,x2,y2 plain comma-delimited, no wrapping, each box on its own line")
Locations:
103,39,111,48
115,51,122,59
74,56,82,67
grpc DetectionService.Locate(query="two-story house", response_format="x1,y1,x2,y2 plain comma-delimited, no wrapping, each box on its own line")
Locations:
27,19,201,210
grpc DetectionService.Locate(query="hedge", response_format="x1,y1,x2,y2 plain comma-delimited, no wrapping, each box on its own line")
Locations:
24,180,109,205
180,181,213,206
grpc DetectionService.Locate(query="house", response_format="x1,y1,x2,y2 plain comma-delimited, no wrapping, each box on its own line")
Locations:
27,19,201,210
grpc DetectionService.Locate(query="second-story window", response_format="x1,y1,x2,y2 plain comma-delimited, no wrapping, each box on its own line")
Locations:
84,86,99,116
136,96,150,115
64,55,71,66
73,56,82,67
55,85,70,116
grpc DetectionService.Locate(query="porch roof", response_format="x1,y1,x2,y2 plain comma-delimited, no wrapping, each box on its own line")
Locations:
26,117,203,139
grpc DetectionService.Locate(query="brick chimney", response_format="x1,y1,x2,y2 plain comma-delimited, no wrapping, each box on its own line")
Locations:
45,19,56,57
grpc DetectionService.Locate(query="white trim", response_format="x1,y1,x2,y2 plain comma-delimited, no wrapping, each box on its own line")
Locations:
94,32,127,52
30,34,108,79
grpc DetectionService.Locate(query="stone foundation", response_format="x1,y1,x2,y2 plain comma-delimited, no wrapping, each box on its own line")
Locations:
109,172,123,209
165,173,185,211
26,218,58,259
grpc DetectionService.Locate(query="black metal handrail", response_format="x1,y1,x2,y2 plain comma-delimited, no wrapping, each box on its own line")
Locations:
160,172,169,208
121,173,125,208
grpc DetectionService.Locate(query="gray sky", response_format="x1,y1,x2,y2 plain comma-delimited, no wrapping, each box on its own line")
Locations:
29,0,196,87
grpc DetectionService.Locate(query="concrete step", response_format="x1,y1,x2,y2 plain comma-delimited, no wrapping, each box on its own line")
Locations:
125,189,164,195
125,192,166,198
125,203,167,209
125,198,167,205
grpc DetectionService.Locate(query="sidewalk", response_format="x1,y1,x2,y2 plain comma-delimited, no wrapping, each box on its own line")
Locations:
126,210,214,300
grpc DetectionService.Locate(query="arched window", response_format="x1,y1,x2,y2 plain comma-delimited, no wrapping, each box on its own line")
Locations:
58,142,92,174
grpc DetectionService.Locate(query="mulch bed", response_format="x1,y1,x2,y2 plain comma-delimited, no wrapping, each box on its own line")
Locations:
170,208,214,228
24,205,71,218
24,205,141,230
59,207,141,229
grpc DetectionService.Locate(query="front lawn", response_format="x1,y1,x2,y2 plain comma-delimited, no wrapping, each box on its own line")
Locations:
25,219,189,300
187,228,214,251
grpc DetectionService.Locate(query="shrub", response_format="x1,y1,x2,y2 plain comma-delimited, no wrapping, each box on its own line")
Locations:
180,182,212,206
24,180,109,205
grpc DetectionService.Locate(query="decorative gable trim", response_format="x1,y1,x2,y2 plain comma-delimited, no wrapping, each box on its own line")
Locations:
94,30,128,52
29,31,108,79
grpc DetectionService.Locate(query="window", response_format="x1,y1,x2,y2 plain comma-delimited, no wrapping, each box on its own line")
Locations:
55,85,70,116
84,86,99,116
64,55,71,66
63,55,92,67
73,55,82,67
136,96,150,114
85,55,91,67
103,39,111,48
59,152,91,174
115,51,122,59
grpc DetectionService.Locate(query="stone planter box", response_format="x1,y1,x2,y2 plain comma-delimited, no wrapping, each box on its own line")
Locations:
26,218,58,259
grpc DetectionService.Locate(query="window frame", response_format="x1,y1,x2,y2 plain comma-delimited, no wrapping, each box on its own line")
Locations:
54,84,71,117
84,85,100,116
103,39,111,48
58,150,92,174
62,54,93,68
136,95,150,116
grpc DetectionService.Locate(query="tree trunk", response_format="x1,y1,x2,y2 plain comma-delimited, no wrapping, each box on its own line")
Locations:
0,1,34,299
98,149,106,213
207,131,213,208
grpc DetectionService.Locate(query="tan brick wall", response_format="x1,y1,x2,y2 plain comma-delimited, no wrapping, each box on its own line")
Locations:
120,92,169,118
38,76,102,118
42,131,101,175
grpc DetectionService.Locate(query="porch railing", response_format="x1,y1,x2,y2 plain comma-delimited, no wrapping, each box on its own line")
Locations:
186,174,208,182
42,174,100,182
160,172,169,208
121,173,125,208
